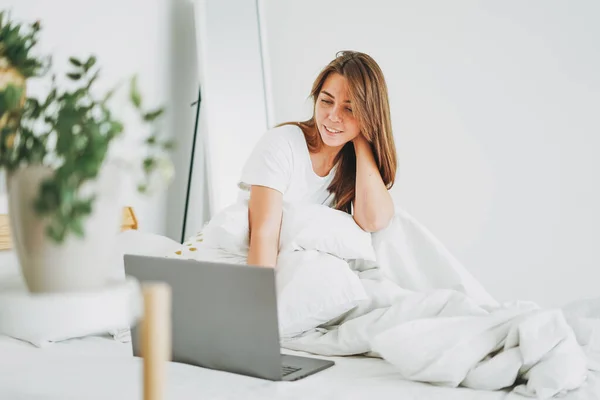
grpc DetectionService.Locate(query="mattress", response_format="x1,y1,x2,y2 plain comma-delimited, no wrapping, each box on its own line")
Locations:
1,335,599,400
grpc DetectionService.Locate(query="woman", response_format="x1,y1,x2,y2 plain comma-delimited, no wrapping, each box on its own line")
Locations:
239,51,398,268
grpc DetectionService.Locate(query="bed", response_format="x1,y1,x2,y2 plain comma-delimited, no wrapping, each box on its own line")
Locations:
1,208,599,399
1,333,599,399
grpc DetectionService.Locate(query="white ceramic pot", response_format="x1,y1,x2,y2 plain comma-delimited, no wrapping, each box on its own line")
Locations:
6,164,123,293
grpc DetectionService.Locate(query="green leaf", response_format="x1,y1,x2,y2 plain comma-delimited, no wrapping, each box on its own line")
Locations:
85,70,100,91
102,86,117,104
69,57,83,67
1,84,24,110
67,73,81,80
34,180,61,214
129,76,142,109
56,112,76,154
56,134,73,155
62,187,74,207
46,224,64,243
110,121,124,135
25,98,41,119
143,107,164,122
84,55,96,71
73,199,93,215
143,157,155,173
40,88,57,111
70,218,85,237
162,139,176,150
81,158,101,179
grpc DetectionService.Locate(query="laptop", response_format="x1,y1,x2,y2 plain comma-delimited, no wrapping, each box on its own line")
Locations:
124,254,334,381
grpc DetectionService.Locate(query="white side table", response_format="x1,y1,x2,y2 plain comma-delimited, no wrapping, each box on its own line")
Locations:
0,274,141,347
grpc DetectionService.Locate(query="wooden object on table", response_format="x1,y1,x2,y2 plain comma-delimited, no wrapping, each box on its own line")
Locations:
0,214,10,251
0,206,138,251
121,206,138,231
141,283,172,400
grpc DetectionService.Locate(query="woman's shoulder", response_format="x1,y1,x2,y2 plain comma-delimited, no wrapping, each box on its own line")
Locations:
264,123,304,143
252,124,305,154
247,124,302,159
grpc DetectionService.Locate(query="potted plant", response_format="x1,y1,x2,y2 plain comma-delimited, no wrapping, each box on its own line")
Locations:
0,11,174,293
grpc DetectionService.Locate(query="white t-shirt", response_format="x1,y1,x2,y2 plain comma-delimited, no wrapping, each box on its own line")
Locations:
238,125,336,207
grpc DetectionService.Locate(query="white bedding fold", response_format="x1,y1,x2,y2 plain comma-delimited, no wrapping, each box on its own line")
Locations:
283,283,588,398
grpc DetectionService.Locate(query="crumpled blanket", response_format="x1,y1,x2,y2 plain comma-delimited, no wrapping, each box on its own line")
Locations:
281,209,600,398
175,203,600,399
283,268,590,398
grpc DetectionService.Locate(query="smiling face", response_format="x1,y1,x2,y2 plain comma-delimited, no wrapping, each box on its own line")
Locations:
314,73,361,149
299,51,397,214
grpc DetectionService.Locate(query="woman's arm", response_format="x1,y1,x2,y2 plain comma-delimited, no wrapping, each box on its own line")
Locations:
353,134,395,232
247,185,283,268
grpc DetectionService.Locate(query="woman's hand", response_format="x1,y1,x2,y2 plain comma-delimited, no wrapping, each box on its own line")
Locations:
352,132,395,232
352,132,371,147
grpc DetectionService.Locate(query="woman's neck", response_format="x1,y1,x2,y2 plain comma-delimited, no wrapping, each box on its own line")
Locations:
321,145,341,163
312,143,341,176
305,124,342,176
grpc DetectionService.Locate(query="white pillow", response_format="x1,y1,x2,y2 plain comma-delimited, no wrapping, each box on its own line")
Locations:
168,241,248,266
280,203,376,261
200,202,249,256
112,230,183,280
276,250,367,338
184,202,376,263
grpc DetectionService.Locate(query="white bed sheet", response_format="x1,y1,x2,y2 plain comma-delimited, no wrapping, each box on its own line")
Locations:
1,335,599,400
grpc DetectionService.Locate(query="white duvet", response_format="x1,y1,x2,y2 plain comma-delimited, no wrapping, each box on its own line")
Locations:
173,203,600,399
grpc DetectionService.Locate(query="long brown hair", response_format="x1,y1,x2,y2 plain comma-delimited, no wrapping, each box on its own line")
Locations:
279,51,397,213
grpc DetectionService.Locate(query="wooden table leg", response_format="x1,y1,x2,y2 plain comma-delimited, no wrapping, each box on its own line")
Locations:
141,283,172,400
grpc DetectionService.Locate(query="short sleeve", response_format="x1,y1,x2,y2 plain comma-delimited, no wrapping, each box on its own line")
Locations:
238,129,293,195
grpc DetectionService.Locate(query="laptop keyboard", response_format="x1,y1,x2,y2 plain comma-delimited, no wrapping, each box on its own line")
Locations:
281,365,301,377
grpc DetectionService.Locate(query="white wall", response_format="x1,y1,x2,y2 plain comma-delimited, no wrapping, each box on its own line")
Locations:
260,0,600,307
4,0,199,238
